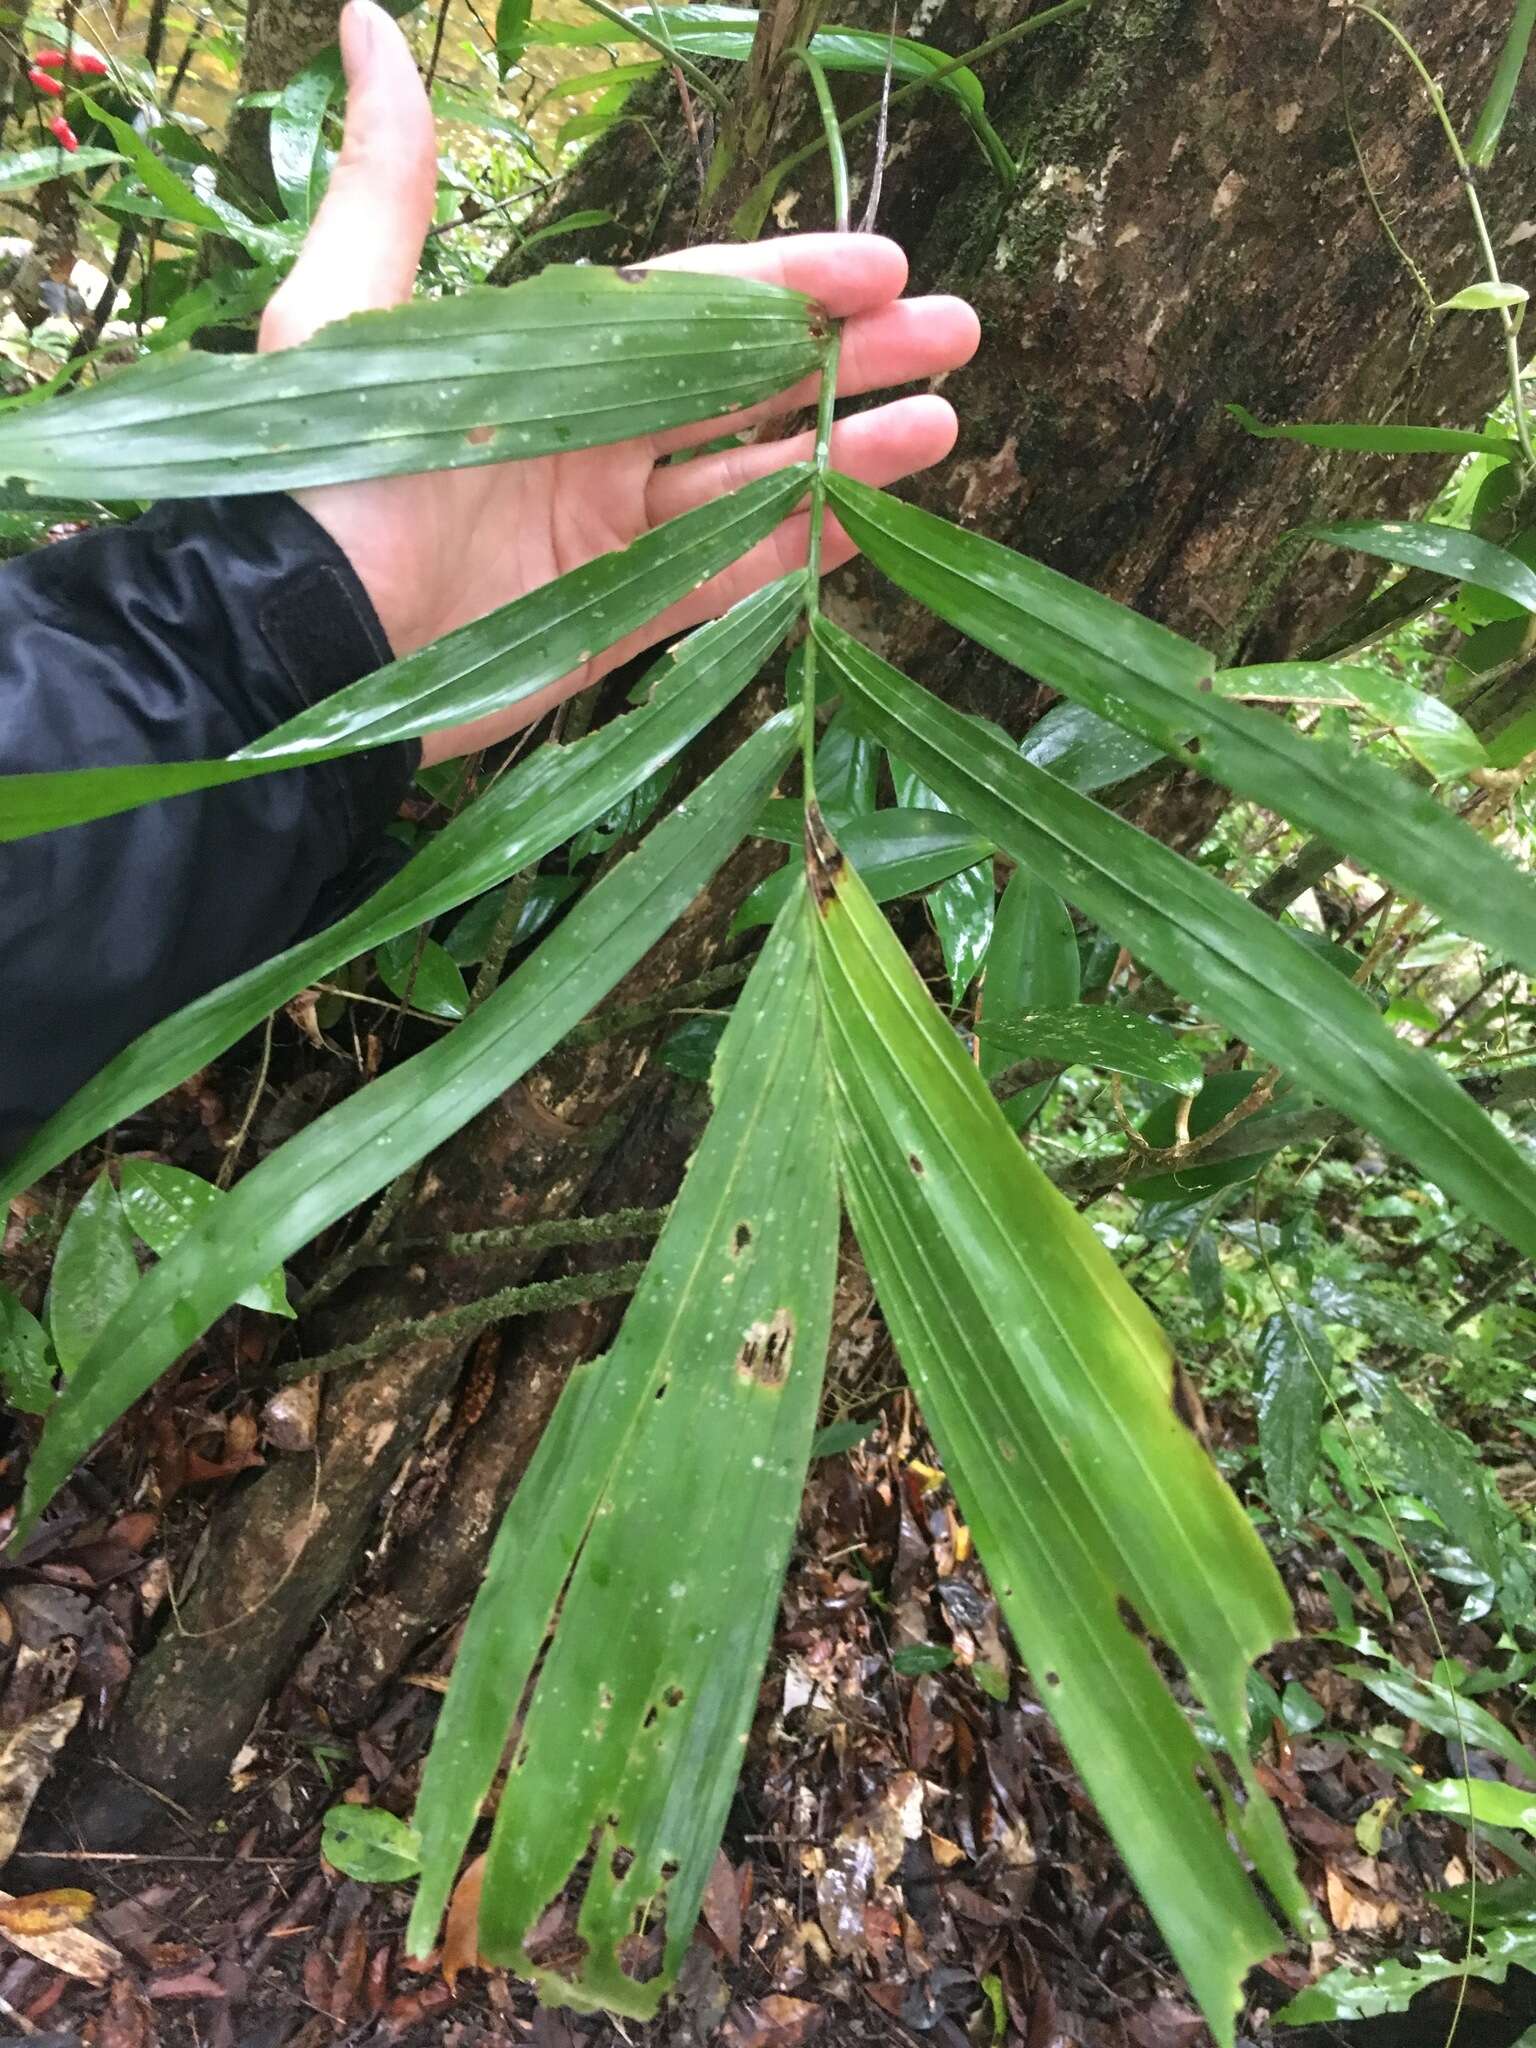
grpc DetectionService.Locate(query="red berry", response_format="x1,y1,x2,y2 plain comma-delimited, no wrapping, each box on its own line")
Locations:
47,114,78,152
30,48,67,67
68,50,107,75
27,66,64,96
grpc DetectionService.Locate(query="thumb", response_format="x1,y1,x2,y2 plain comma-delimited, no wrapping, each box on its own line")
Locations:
259,0,436,354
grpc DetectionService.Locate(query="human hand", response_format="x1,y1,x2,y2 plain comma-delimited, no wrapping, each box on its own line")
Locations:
259,0,980,765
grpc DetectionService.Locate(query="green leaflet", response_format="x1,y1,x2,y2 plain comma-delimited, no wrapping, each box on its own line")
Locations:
1254,1308,1328,1529
10,713,797,1545
828,475,1536,982
1277,1927,1536,2025
888,756,994,1003
375,934,470,1020
1377,1383,1534,1624
806,819,1305,2044
0,268,828,498
494,0,533,73
0,477,806,834
0,1287,53,1416
1308,1274,1451,1355
1227,405,1519,460
735,806,990,930
117,1158,292,1318
0,579,801,1197
0,145,125,191
1018,697,1166,792
1341,1662,1536,1780
1213,662,1487,781
269,49,340,226
321,1804,423,1882
1309,517,1536,613
1468,0,1536,164
409,890,837,2016
46,1175,138,1379
81,101,294,265
978,868,1079,1080
1409,1779,1536,1833
977,1007,1203,1092
812,617,1536,1262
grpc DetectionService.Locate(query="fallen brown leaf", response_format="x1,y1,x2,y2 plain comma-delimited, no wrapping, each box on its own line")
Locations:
0,1888,93,1935
0,1882,120,1982
701,1848,742,1965
95,1972,157,2048
816,1770,922,1960
441,1853,486,1991
726,1993,822,2046
0,1696,81,1863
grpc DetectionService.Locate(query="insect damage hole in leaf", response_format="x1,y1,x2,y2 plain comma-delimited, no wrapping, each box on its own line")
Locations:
736,1306,794,1387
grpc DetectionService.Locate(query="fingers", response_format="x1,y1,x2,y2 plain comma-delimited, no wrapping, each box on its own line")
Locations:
642,233,909,318
418,396,950,763
651,293,980,457
646,392,958,527
258,0,436,353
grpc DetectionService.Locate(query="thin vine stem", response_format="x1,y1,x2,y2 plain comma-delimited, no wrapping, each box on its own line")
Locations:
1349,3,1535,471
789,50,849,232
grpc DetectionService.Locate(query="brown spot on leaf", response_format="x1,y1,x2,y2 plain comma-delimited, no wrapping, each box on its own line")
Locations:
464,424,494,448
804,802,845,913
1044,1670,1061,1687
1116,1596,1147,1639
732,1222,752,1256
908,1154,925,1175
737,1307,794,1388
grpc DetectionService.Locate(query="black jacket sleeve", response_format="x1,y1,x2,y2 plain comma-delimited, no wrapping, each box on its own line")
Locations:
0,493,417,1164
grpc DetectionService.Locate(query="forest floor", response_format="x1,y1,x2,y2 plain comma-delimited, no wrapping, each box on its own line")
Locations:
2,1050,1535,2048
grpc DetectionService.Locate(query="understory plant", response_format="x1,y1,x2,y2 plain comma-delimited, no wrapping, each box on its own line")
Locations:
2,2,1536,2039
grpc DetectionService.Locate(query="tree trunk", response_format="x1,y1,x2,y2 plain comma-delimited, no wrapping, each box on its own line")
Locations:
58,0,1536,1845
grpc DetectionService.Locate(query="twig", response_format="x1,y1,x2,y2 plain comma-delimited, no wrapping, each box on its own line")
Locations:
393,1201,668,1261
297,1166,422,1312
564,957,753,1045
423,0,453,93
469,870,533,1009
282,1260,648,1381
217,1011,274,1190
